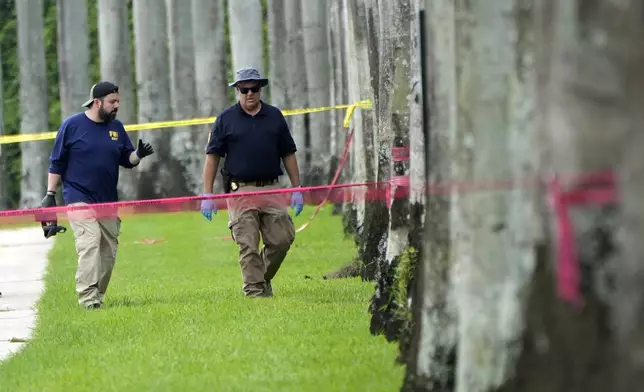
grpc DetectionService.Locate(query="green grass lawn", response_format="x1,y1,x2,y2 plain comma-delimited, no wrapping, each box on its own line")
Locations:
0,206,404,391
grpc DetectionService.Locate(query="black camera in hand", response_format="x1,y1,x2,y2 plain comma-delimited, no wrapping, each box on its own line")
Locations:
38,190,66,239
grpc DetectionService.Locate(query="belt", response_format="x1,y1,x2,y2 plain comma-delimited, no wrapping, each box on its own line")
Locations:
230,178,278,191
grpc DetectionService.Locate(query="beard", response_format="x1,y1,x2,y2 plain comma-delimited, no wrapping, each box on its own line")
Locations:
98,106,117,122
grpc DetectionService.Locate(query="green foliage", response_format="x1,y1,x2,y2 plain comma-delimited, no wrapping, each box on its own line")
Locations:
0,2,20,208
393,247,418,324
0,209,404,390
261,0,269,80
223,0,235,104
44,0,60,126
87,1,101,90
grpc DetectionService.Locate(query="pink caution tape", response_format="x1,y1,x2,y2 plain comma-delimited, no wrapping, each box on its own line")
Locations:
547,170,617,308
0,182,388,225
391,146,410,162
296,127,355,232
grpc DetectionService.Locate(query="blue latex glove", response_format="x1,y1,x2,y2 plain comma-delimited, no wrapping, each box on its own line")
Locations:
200,193,217,221
290,191,304,217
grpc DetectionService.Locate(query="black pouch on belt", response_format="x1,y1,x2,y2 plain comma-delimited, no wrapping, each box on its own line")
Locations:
220,168,232,194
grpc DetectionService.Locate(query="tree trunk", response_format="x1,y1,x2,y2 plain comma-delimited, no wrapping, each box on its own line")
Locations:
97,0,138,201
403,0,459,389
17,0,50,208
56,0,90,120
341,0,378,276
369,0,413,342
341,0,365,240
406,0,426,266
228,0,264,73
302,0,332,186
166,0,201,195
327,0,349,214
132,0,183,198
354,0,383,282
267,0,291,188
267,0,288,110
192,0,228,194
498,1,644,391
613,13,644,388
0,46,6,210
397,0,427,382
449,1,540,390
284,0,308,179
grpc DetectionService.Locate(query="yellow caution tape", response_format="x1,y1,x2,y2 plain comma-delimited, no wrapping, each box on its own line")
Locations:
0,100,372,145
0,131,59,144
343,106,357,129
343,99,372,128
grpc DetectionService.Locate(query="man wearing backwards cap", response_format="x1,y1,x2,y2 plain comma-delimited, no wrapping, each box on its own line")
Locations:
201,67,304,298
41,81,155,310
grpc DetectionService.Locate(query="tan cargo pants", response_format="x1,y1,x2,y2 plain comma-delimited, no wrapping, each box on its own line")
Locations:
227,183,296,297
66,202,120,308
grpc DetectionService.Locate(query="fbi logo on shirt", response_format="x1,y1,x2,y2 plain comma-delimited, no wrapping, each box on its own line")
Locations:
109,131,119,141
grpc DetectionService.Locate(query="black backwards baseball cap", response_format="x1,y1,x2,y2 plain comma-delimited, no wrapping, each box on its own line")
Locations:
82,81,119,108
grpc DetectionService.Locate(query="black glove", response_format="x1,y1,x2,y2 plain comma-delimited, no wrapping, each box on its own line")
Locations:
136,139,154,159
40,191,56,208
38,191,66,239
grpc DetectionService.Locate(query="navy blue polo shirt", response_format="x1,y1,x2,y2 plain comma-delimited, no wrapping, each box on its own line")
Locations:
205,101,297,181
49,112,137,204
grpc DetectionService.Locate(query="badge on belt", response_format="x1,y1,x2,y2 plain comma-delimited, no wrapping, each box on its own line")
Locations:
230,181,239,191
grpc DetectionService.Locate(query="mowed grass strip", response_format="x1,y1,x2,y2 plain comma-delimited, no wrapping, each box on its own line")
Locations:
0,206,404,391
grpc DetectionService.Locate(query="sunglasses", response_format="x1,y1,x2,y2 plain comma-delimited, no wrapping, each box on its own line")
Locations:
238,86,260,94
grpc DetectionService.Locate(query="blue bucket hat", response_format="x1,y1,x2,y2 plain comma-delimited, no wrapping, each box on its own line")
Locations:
229,67,269,88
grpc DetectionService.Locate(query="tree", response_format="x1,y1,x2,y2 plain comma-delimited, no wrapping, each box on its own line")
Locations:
267,0,292,189
267,0,288,110
284,0,308,179
0,44,6,210
402,0,459,388
132,0,184,198
166,0,200,195
450,0,539,390
326,0,350,213
395,0,427,381
302,0,331,186
369,0,413,342
98,0,138,201
498,1,644,390
228,0,263,73
56,0,90,119
192,0,228,194
343,0,382,282
17,0,50,208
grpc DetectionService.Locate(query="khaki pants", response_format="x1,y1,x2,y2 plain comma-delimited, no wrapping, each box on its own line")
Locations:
66,202,120,307
227,183,296,297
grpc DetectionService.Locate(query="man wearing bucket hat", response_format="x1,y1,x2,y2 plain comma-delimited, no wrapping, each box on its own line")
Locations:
41,81,155,309
201,67,304,298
